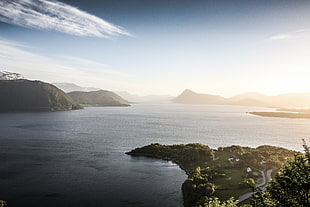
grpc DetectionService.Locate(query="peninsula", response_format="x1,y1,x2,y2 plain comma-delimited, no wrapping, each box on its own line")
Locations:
249,112,310,119
126,143,295,207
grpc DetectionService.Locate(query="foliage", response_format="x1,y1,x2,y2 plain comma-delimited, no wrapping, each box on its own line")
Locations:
244,178,255,191
0,200,7,207
127,143,215,169
237,145,295,169
68,90,130,107
196,197,238,207
253,140,310,207
182,167,217,207
127,143,297,207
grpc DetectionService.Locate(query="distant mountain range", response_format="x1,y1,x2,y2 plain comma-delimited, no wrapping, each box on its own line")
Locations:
51,82,131,106
3,71,310,109
0,72,131,111
0,79,81,112
173,89,310,108
54,82,173,103
53,82,100,93
115,91,174,103
68,90,130,107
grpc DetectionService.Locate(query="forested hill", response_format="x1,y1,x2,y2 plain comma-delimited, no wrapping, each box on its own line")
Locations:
68,90,130,107
0,80,81,112
127,143,298,207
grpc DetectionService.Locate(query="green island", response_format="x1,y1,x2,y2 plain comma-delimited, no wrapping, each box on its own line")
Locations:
249,112,310,119
126,142,309,207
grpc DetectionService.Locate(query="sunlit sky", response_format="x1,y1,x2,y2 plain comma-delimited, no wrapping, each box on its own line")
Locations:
0,0,310,97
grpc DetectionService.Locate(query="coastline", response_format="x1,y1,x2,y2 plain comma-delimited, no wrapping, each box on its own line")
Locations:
126,143,296,207
248,111,310,119
126,152,190,175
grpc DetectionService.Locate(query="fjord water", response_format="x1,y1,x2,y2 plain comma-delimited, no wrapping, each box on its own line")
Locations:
1,104,309,207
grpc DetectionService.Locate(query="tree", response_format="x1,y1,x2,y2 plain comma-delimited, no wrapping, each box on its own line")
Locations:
0,200,7,207
244,178,256,192
254,140,310,207
196,197,238,207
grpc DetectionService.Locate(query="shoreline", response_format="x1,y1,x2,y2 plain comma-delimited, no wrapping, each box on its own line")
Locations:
248,111,310,119
126,143,296,207
126,152,190,175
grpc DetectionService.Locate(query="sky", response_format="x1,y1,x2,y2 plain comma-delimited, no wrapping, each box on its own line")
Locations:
0,0,310,97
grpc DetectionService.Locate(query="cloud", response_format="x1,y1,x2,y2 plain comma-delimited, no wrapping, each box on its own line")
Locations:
0,38,133,88
60,56,134,77
0,0,130,38
269,29,309,41
269,34,293,40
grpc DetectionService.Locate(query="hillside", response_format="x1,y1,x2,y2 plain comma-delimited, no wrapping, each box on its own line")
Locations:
68,90,130,107
174,89,310,108
127,143,296,207
0,80,81,112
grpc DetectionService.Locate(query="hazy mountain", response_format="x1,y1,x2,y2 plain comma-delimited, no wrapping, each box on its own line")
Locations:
174,89,310,108
271,93,310,108
173,89,227,105
227,92,272,107
0,80,81,112
229,92,310,108
229,92,269,102
53,82,100,93
116,91,174,103
68,90,130,107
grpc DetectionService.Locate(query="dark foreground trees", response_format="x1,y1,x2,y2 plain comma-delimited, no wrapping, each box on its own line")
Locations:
199,140,309,207
253,140,310,207
127,141,308,207
0,200,7,207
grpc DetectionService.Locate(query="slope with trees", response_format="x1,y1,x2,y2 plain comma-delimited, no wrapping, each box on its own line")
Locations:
127,143,297,207
0,80,81,112
68,90,130,107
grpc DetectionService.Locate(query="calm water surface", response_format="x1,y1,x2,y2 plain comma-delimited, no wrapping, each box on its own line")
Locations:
1,104,309,206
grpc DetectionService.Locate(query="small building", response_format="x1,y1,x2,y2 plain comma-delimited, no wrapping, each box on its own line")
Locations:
228,158,234,164
247,167,252,173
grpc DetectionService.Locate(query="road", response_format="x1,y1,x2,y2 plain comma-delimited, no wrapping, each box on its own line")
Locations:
236,169,273,203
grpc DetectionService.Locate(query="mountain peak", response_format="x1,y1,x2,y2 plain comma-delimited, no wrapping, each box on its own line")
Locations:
182,89,196,94
0,71,24,80
174,89,226,104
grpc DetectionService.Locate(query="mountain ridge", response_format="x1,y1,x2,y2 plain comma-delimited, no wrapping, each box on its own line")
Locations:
0,79,81,112
68,90,130,107
53,82,101,93
173,89,310,108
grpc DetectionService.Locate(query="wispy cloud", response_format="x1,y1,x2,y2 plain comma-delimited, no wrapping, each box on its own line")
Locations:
0,0,130,38
269,29,309,41
60,56,133,77
0,38,132,89
269,34,293,40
